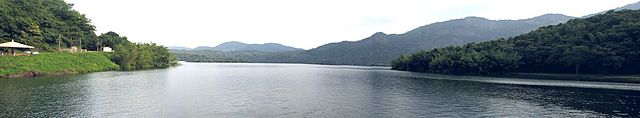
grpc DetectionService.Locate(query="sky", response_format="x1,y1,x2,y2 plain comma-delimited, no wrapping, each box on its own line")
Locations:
63,0,638,49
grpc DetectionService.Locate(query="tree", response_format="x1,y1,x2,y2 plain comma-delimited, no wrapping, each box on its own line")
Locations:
561,46,593,75
112,43,177,70
98,31,129,49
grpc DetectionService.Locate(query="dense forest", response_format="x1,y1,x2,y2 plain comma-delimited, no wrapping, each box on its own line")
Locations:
112,42,177,70
392,10,640,75
0,0,176,70
0,0,97,50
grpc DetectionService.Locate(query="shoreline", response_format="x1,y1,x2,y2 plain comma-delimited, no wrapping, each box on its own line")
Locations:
3,71,74,78
0,52,120,78
181,61,392,68
2,64,181,79
5,60,640,85
490,73,640,84
1,70,110,78
401,71,640,84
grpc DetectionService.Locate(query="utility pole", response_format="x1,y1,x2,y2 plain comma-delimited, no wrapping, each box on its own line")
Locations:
57,35,61,50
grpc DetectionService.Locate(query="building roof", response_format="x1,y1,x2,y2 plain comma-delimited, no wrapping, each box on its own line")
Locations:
0,40,34,49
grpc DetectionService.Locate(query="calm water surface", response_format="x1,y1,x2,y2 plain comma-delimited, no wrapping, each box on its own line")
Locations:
0,62,639,117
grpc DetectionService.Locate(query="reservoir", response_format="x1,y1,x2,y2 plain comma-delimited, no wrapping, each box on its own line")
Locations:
0,62,639,117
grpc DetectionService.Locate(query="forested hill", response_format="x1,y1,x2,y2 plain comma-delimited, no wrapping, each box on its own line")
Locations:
171,14,574,65
392,10,640,75
0,0,177,70
0,0,98,50
193,41,303,52
295,14,574,65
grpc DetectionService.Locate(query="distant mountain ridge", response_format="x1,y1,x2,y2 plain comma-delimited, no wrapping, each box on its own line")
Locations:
288,14,575,65
193,41,304,52
173,2,640,66
172,14,575,65
168,46,191,50
616,1,640,10
584,1,640,17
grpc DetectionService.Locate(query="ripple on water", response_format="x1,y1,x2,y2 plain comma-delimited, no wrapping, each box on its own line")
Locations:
0,63,638,117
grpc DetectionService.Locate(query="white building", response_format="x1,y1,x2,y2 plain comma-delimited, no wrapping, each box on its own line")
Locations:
103,47,113,52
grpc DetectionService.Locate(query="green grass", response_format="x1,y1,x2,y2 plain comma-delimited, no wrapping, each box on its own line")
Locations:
0,52,119,77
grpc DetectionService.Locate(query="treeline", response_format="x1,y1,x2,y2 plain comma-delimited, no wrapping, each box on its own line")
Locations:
0,0,177,70
171,50,301,63
393,39,520,74
171,50,245,62
174,54,244,63
0,0,100,50
112,43,177,70
85,30,177,70
0,0,133,51
392,10,640,75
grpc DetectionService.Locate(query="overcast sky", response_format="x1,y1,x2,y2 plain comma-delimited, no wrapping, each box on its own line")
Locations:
63,0,638,49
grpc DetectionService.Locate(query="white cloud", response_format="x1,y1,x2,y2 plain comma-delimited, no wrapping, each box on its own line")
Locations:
64,0,638,49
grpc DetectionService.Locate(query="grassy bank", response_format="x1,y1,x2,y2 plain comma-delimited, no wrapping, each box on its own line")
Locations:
0,52,119,78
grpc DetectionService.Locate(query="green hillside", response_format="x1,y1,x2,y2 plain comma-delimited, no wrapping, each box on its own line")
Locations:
0,52,119,77
392,10,640,75
172,14,574,66
0,0,99,51
0,0,178,77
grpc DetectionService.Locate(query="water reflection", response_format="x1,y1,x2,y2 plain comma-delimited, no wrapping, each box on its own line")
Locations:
0,63,638,117
0,75,91,117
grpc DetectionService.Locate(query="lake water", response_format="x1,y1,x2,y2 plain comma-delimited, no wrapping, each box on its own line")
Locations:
1,63,639,117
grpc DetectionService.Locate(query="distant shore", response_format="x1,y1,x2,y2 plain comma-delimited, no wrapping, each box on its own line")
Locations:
182,61,640,84
490,73,640,84
181,61,392,67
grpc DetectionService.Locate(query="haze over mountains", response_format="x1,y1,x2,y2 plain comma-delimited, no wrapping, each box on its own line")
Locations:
171,41,303,52
585,1,640,17
613,1,640,11
173,14,574,65
172,1,640,66
295,14,574,65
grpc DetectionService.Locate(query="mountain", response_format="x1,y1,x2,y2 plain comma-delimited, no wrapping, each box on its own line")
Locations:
584,1,640,17
192,41,304,52
173,2,640,66
291,14,575,65
617,1,640,10
168,46,191,50
173,14,575,65
393,10,640,74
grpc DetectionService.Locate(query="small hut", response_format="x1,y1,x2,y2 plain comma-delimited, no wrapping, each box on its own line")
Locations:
102,47,113,52
0,40,34,56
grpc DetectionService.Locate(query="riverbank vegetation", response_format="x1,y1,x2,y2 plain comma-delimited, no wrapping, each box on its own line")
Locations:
112,43,177,70
0,52,119,78
0,0,177,77
0,0,98,51
392,10,640,75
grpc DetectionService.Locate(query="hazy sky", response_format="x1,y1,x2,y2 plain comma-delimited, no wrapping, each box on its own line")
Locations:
63,0,638,49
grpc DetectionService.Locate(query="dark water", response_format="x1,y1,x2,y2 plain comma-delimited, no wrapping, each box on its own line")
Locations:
1,63,639,117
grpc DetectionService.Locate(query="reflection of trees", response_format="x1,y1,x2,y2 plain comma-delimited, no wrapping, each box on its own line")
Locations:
0,75,90,117
487,86,640,117
378,72,639,117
